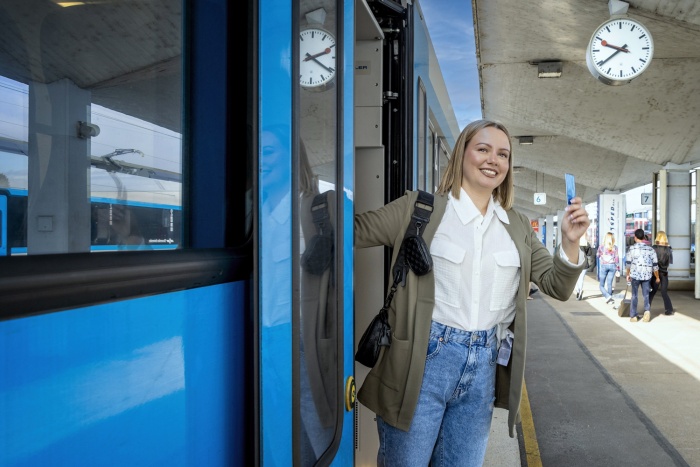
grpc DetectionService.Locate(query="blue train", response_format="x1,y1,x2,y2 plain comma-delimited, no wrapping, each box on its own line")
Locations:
0,0,460,465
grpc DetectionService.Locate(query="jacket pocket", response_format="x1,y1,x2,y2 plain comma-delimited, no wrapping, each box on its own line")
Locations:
490,251,521,310
431,239,466,308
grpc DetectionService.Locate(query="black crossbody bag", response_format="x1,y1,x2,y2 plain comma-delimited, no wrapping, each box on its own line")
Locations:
355,191,434,368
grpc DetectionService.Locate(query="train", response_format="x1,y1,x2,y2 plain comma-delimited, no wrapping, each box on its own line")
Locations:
0,0,460,465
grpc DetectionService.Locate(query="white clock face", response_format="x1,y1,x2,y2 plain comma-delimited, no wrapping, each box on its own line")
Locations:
586,17,654,85
299,28,336,88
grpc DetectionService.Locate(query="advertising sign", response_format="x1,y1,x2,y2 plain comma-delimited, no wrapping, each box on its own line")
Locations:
597,193,626,271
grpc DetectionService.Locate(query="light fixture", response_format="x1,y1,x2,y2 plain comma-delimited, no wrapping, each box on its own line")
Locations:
518,136,534,145
537,61,562,78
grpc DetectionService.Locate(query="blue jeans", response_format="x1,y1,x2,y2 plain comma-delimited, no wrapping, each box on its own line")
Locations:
377,321,498,467
630,278,651,318
598,263,616,299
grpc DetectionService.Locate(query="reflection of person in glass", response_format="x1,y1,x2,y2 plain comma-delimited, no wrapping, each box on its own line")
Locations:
110,204,146,248
298,139,337,465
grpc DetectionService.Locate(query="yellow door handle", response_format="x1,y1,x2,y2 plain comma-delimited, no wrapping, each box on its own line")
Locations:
345,376,356,411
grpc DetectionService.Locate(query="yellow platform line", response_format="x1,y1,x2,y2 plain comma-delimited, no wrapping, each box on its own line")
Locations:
520,381,542,467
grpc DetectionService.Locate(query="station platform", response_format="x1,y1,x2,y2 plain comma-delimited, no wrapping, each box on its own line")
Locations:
485,272,699,467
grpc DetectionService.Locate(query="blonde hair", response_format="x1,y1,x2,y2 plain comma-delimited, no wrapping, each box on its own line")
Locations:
603,232,615,250
435,119,514,209
654,231,669,246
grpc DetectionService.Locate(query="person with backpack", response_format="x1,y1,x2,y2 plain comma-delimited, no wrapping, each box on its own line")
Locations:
625,228,660,322
649,230,674,315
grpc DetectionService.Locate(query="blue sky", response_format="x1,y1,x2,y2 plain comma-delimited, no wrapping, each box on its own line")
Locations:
421,1,481,130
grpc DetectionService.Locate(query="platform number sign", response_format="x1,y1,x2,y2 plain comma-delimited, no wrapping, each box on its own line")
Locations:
534,193,546,205
641,193,652,205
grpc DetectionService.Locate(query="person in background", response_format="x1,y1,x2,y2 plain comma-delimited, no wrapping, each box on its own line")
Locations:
574,233,591,300
354,119,590,467
649,230,674,315
596,232,620,305
626,228,660,323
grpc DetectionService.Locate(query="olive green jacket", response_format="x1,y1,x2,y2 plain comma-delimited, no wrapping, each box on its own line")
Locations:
355,191,583,437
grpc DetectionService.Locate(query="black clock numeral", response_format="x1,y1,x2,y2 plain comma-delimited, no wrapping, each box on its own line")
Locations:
620,70,623,77
630,25,636,31
619,22,622,29
639,34,646,39
593,48,600,53
596,35,603,42
642,47,649,50
597,60,604,66
631,66,637,73
639,58,647,64
605,26,610,32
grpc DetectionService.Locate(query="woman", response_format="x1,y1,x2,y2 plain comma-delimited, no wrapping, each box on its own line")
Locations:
354,119,589,466
596,232,620,304
649,230,674,315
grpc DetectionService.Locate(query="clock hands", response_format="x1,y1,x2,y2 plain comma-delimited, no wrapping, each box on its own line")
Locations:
598,42,628,66
304,48,332,61
305,52,334,74
600,40,629,53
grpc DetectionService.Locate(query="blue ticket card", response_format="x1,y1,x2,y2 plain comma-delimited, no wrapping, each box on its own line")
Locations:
565,173,575,205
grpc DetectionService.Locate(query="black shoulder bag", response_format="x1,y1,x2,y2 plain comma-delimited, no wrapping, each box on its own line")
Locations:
355,191,434,368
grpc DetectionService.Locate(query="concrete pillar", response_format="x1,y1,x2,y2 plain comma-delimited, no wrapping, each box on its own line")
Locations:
658,168,691,279
27,78,92,254
695,169,699,299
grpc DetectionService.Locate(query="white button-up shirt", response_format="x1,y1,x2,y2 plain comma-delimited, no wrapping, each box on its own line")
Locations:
430,189,520,339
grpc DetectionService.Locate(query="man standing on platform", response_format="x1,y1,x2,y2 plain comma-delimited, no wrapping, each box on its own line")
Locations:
625,228,660,323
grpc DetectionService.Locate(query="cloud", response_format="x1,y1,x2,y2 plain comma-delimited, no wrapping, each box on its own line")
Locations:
421,1,482,129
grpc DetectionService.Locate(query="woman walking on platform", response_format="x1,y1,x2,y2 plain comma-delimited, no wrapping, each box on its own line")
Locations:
649,231,674,315
597,232,620,304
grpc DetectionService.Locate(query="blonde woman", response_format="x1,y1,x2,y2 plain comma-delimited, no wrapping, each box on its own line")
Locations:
596,232,620,304
354,119,590,466
649,231,674,315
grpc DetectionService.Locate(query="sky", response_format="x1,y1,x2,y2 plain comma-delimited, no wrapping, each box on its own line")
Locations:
420,1,481,130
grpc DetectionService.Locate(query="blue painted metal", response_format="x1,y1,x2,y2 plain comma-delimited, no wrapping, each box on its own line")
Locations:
0,282,248,466
259,0,293,464
0,192,6,256
333,0,356,464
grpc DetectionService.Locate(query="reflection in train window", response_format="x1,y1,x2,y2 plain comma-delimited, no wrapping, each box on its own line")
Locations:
0,1,184,255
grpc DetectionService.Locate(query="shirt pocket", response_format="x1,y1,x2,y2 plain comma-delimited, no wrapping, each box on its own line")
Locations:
490,250,521,311
431,239,466,308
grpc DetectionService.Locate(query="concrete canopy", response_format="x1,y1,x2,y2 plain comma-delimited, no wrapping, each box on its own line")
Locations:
473,0,700,218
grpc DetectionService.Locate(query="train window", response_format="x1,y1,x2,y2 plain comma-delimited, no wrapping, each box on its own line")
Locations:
0,1,183,255
296,1,342,464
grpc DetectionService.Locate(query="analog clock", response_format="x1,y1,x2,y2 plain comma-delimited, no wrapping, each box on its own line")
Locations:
586,17,654,86
299,27,336,89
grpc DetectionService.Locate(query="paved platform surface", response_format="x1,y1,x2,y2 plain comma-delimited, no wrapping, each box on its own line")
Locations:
485,272,699,466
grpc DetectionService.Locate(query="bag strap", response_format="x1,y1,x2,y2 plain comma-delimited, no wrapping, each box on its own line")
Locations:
310,191,331,237
393,190,434,287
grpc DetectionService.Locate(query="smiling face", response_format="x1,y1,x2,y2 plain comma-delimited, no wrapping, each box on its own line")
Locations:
461,126,511,201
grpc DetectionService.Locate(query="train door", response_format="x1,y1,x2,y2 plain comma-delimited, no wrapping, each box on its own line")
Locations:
257,0,355,464
0,190,6,256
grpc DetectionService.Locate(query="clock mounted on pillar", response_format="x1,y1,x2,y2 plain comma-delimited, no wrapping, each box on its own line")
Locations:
586,16,654,86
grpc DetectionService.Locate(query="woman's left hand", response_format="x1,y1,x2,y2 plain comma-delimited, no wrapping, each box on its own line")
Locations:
561,197,591,261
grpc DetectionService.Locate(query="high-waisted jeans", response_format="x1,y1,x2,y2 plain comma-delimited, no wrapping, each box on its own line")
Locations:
377,321,499,467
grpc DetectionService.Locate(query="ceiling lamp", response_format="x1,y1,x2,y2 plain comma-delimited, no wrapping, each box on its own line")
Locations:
518,136,534,145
